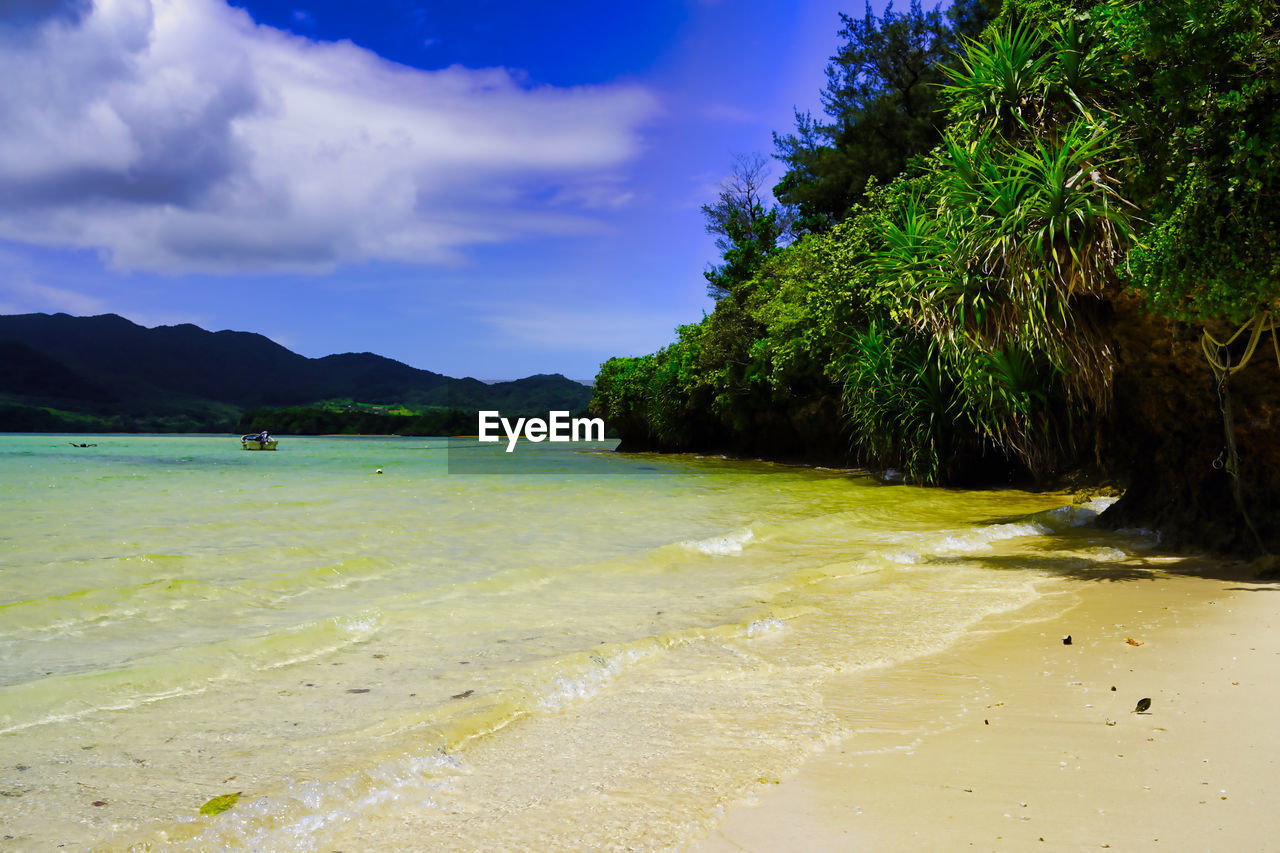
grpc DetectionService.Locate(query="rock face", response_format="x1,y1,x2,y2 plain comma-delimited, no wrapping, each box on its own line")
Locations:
1102,294,1280,555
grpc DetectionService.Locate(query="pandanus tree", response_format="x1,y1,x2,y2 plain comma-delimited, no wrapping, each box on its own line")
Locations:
859,18,1134,480
865,1,1280,553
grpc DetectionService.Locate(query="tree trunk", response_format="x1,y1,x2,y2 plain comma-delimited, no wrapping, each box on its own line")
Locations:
1101,293,1280,555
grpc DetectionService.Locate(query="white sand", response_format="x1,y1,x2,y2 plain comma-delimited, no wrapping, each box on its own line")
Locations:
696,558,1280,851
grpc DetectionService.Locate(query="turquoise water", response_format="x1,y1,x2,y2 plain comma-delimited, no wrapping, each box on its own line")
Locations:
0,435,1138,850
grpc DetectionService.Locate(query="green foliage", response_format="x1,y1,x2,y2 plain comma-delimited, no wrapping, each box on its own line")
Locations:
940,22,1049,129
238,406,474,436
591,216,884,455
596,0,1278,491
1103,0,1280,322
702,153,794,301
704,205,790,301
749,217,877,388
839,324,949,480
856,16,1136,477
592,316,749,450
591,354,657,439
0,401,240,433
835,316,1066,481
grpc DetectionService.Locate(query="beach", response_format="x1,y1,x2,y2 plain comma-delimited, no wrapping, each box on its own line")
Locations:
697,557,1280,851
5,435,1275,850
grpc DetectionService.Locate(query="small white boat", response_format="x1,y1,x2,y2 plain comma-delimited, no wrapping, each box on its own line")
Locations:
241,433,279,451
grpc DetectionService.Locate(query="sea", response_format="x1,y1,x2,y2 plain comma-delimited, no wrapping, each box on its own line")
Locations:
0,434,1148,851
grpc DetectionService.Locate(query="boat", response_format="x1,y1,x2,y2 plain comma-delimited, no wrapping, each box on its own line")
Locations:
240,433,279,451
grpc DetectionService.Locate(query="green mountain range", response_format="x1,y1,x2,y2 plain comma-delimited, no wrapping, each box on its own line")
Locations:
0,313,591,434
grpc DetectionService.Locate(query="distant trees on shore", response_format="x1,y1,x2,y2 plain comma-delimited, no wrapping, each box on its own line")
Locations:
237,406,475,436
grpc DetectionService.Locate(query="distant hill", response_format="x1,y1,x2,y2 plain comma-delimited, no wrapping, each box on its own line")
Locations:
0,313,591,433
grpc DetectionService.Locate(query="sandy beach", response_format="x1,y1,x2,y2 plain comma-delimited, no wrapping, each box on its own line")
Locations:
697,554,1280,851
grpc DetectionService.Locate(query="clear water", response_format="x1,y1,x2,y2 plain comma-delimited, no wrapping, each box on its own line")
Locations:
0,435,1136,851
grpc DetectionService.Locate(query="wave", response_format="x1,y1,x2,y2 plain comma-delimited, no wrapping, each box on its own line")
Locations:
868,496,1133,568
679,528,756,556
15,489,1145,850
0,555,393,643
1044,496,1118,527
933,521,1053,554
0,610,383,735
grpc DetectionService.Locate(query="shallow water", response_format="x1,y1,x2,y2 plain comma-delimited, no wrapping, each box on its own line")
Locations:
0,435,1139,850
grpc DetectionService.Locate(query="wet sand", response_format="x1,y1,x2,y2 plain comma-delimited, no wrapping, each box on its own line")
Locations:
696,556,1280,851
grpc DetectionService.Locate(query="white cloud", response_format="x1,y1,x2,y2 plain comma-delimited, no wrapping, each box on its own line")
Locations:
0,277,108,316
0,0,658,274
0,260,208,327
480,303,684,356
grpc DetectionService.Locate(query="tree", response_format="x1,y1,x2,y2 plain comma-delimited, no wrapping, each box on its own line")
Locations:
1112,0,1280,323
904,0,1280,552
1088,0,1280,554
773,0,1001,230
865,14,1134,480
702,153,794,301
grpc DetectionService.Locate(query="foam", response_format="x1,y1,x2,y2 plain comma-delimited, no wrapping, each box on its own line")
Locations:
1082,546,1128,562
934,521,1052,554
746,617,786,638
537,646,656,712
681,528,755,556
1046,496,1118,527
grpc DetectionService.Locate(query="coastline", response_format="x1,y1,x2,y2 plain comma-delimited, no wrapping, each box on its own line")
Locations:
695,555,1280,851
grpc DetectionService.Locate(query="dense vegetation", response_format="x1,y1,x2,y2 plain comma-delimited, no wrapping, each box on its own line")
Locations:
237,406,475,436
0,402,239,434
593,0,1280,553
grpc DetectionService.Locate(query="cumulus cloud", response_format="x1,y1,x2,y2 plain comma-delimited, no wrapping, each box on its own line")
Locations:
0,0,658,273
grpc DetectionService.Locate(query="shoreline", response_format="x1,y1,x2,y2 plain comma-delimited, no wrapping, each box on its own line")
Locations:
695,555,1280,851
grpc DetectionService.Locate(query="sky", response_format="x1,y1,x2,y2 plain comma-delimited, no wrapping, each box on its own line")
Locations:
0,0,884,381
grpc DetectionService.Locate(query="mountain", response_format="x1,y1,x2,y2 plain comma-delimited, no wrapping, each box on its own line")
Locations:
0,313,591,432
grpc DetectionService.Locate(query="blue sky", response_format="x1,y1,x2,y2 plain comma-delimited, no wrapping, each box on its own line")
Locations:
0,0,882,381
